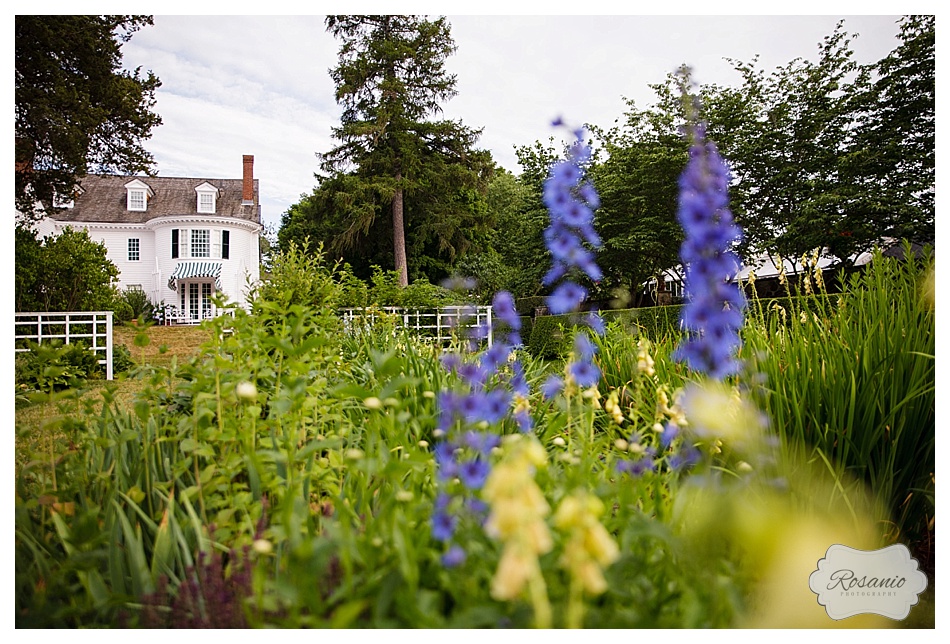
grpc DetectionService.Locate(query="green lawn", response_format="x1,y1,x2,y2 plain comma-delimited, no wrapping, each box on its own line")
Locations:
14,324,210,473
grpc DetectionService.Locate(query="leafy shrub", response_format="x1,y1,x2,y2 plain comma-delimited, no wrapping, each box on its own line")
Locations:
111,298,135,324
119,287,158,322
14,340,101,395
400,279,467,308
527,313,572,359
336,262,370,308
252,239,342,312
362,266,466,308
112,344,135,374
514,296,546,316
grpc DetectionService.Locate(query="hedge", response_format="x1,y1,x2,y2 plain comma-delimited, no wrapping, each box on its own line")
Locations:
527,304,685,359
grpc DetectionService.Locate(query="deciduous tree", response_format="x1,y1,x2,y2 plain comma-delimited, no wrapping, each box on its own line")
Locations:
15,226,120,312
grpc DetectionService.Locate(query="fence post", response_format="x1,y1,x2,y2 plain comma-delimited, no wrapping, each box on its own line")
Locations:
105,311,113,380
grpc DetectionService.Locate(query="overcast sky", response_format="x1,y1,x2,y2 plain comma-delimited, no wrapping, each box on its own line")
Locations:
117,13,910,231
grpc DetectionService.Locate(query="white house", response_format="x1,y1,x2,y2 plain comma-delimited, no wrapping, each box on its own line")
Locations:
31,155,262,323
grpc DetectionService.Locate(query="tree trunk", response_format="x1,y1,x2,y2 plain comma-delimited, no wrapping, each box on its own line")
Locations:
392,170,409,287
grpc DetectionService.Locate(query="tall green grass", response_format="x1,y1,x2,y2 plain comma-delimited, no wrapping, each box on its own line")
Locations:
742,244,935,545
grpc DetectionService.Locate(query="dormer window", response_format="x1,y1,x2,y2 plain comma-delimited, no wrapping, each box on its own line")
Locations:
124,179,153,212
195,182,218,214
52,184,82,209
52,192,74,209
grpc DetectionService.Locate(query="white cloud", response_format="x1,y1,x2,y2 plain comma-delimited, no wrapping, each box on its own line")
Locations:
117,14,905,229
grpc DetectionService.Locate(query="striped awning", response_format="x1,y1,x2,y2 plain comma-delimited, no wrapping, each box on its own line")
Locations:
167,261,222,291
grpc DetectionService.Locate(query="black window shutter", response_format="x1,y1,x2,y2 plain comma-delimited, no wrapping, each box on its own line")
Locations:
222,230,230,259
172,229,179,258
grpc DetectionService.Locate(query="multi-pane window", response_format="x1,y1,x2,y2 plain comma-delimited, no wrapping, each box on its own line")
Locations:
128,190,146,211
128,238,140,261
198,192,215,213
191,229,210,257
171,228,230,259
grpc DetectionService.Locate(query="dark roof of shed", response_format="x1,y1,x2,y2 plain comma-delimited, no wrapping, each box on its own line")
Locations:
47,174,260,224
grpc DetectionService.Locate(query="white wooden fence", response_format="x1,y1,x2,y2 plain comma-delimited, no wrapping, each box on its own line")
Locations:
341,306,494,347
14,311,114,380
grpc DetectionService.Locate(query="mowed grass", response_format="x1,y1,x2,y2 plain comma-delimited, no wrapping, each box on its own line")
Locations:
114,323,212,368
15,324,211,473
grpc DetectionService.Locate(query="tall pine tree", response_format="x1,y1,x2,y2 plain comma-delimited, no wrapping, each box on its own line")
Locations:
316,15,489,287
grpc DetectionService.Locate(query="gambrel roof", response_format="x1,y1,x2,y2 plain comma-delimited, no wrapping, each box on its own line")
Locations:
45,173,260,224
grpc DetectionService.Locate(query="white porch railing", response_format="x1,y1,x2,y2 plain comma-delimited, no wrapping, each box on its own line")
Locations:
14,311,114,380
161,304,237,325
341,306,493,347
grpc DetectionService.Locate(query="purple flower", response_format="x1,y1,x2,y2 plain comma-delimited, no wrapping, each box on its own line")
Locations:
481,389,512,425
457,362,487,387
436,391,459,431
440,353,462,374
673,125,747,380
573,333,596,361
540,375,564,400
466,497,489,516
585,311,605,336
510,361,528,396
659,422,679,449
541,126,602,318
569,359,600,388
482,342,510,373
432,508,457,542
434,441,458,481
514,408,533,433
617,455,656,477
492,291,521,331
441,545,467,568
669,444,701,472
459,458,490,490
547,282,588,315
462,430,501,455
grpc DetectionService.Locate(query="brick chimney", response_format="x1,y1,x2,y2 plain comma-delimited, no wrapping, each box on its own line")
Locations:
242,155,254,205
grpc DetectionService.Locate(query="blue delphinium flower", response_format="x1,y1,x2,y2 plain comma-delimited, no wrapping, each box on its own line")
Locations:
542,123,603,309
441,545,467,568
616,453,656,477
432,493,457,541
541,121,604,398
431,288,528,565
540,374,564,400
673,124,746,380
459,458,490,489
668,444,701,472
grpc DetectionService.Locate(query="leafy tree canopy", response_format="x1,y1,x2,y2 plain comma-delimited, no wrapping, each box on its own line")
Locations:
16,225,121,312
694,17,933,266
15,15,162,220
